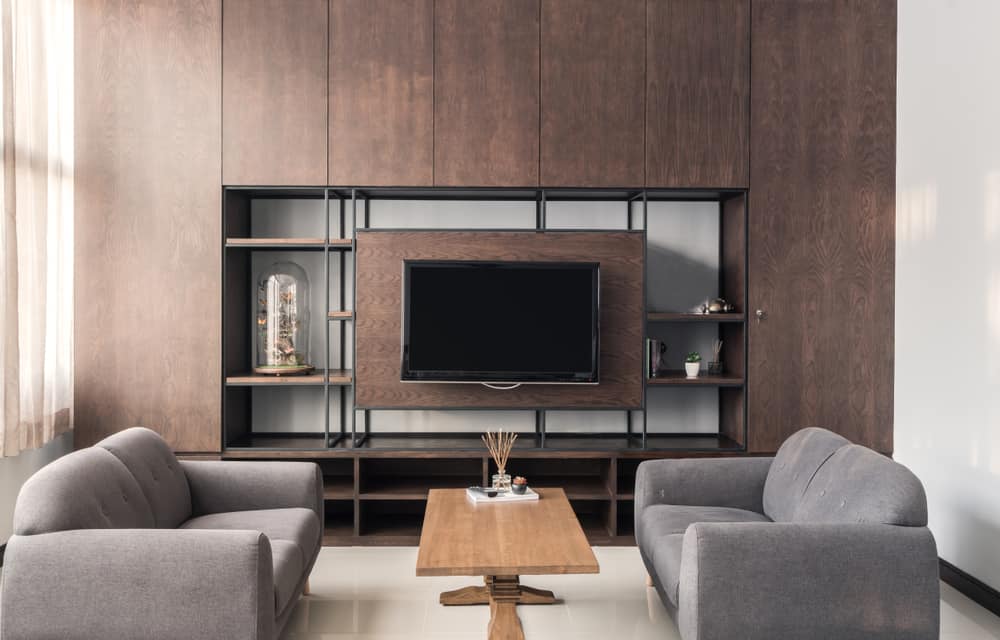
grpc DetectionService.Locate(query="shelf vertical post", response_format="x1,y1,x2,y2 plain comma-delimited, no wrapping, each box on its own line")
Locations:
324,188,331,449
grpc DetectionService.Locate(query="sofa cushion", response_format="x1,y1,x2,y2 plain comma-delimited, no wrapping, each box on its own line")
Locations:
639,504,770,605
270,539,306,613
96,427,192,528
13,447,154,535
794,444,929,526
641,505,770,541
180,507,320,567
763,427,849,522
181,508,318,614
651,534,686,606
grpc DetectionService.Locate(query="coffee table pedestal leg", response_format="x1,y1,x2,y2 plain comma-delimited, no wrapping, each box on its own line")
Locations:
439,575,556,640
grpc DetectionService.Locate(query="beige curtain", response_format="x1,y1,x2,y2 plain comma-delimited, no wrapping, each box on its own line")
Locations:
0,0,73,457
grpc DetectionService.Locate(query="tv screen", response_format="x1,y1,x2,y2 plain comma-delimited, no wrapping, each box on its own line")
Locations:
401,260,599,384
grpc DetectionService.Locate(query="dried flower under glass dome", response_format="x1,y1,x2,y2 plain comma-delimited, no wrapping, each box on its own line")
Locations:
255,261,313,375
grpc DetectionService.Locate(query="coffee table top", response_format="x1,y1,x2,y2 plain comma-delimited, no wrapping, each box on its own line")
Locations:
415,487,600,577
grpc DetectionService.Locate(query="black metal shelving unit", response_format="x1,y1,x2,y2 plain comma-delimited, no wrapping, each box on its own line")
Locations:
220,186,748,546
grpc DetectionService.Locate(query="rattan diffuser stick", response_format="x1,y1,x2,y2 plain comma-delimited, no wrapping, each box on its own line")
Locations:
483,429,517,477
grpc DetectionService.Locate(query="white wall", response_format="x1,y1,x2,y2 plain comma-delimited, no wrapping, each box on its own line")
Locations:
895,0,1000,590
0,432,73,543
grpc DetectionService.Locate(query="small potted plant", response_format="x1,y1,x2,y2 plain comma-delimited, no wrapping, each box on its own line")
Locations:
511,476,529,495
685,351,702,379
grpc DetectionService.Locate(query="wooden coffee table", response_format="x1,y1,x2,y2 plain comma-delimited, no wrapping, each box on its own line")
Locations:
416,487,599,640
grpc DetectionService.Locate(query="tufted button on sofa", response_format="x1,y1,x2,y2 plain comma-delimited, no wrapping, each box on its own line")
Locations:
0,427,323,640
635,427,940,640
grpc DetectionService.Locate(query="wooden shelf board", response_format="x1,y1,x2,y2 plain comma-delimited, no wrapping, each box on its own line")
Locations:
226,369,353,386
328,310,354,320
226,237,324,246
512,476,612,499
575,512,614,544
225,434,328,450
359,475,479,500
639,433,743,452
647,312,745,322
222,433,744,456
323,476,354,500
226,237,352,248
362,513,424,539
322,514,354,545
646,371,744,387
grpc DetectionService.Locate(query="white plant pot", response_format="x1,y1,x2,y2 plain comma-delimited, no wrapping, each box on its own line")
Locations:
685,362,700,378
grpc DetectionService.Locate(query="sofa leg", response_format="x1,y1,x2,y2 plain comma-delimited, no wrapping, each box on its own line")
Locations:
303,579,311,596
645,574,654,588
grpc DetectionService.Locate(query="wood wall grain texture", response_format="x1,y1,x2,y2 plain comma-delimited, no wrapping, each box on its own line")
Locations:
329,0,433,186
355,231,644,409
434,0,540,186
223,0,328,186
646,0,749,188
540,0,645,187
748,0,896,453
75,0,222,452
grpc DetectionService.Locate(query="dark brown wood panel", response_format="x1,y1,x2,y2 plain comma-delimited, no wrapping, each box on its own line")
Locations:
330,0,433,186
223,0,327,185
75,0,221,452
646,0,749,188
540,0,645,187
435,0,539,186
355,231,644,408
721,194,746,313
748,0,896,453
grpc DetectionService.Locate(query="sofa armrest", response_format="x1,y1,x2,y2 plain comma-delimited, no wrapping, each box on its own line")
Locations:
634,457,773,519
0,529,274,640
678,522,939,640
181,460,323,521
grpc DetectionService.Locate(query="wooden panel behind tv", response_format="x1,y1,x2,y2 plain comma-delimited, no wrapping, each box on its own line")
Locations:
355,231,644,409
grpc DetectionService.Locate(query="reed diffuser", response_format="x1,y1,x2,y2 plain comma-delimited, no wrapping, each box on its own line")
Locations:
483,429,518,492
708,339,724,375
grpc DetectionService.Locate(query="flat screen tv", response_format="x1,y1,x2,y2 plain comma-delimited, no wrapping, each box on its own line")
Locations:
401,260,600,385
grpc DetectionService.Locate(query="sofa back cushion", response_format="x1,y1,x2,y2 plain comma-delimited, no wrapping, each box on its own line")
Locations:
13,447,154,535
96,427,192,528
762,427,850,522
794,444,928,526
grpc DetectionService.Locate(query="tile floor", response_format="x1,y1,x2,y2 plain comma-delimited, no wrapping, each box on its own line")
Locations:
283,546,1000,639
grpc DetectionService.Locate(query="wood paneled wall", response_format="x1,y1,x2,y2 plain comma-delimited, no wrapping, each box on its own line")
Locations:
75,0,222,452
223,0,328,186
434,0,540,186
748,0,896,453
540,0,646,187
329,0,433,186
646,0,750,188
354,231,644,409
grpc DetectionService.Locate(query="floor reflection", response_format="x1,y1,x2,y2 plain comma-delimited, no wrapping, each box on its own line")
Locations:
282,546,1000,640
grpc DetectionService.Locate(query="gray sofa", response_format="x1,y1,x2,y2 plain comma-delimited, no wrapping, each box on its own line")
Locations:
0,427,323,640
636,427,939,640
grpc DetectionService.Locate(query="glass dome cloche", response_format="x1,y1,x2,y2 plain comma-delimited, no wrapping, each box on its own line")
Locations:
255,261,313,375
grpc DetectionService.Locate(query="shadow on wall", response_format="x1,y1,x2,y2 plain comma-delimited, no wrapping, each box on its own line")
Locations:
646,244,718,312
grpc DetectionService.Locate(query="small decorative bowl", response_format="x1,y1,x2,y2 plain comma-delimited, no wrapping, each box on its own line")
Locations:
511,482,528,495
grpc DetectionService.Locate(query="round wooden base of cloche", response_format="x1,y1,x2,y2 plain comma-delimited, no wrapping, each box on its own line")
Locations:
253,365,315,376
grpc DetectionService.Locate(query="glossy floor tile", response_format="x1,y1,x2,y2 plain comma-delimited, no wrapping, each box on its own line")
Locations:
283,546,1000,639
